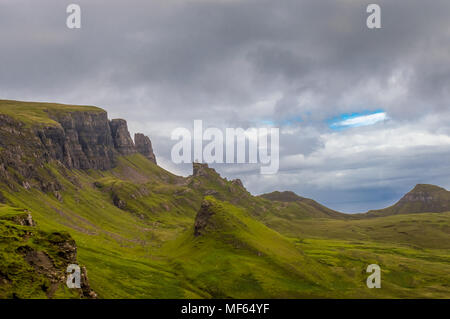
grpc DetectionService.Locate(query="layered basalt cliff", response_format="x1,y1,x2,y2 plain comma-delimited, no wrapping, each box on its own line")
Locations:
0,101,156,191
39,111,117,170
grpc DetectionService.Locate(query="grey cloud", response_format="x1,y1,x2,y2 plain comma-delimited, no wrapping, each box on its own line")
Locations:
0,0,449,211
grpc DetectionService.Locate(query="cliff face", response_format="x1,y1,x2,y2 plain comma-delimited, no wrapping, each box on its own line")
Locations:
134,133,157,164
109,119,136,156
0,101,156,192
40,111,116,170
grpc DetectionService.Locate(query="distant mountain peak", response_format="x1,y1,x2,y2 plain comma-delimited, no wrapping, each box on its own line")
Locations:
397,184,449,207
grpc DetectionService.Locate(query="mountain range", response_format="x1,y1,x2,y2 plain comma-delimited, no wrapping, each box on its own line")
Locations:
0,99,449,299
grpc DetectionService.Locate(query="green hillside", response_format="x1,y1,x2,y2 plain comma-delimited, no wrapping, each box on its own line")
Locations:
162,196,335,298
0,100,449,299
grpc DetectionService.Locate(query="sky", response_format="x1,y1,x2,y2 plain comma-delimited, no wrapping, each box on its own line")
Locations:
0,0,449,212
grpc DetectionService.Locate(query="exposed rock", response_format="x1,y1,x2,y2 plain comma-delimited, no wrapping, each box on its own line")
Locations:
0,111,113,193
9,212,36,227
112,193,127,210
22,248,55,275
81,266,97,299
134,133,157,164
45,111,117,170
13,229,96,299
193,162,219,177
109,119,136,156
231,179,244,188
43,232,96,298
49,233,78,263
364,184,450,217
194,199,215,237
54,191,63,202
0,104,159,193
193,162,208,176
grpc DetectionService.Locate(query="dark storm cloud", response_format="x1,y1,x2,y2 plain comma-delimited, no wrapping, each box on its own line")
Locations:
0,0,449,211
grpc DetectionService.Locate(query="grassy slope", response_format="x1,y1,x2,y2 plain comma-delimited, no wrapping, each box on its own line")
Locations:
162,196,336,298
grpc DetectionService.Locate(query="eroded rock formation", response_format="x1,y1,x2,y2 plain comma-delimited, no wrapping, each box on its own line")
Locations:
194,199,215,237
109,119,136,156
134,133,157,164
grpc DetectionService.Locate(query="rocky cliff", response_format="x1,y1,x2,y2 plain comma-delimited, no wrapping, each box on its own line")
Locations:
40,110,116,170
134,133,157,164
0,100,156,192
110,119,136,156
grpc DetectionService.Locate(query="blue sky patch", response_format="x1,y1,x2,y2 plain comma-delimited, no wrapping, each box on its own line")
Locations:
328,110,387,130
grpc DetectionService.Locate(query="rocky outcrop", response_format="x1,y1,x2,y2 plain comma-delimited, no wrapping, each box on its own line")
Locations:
109,119,136,156
194,199,215,237
20,231,97,299
231,179,244,188
193,162,218,177
134,133,157,164
112,193,127,210
11,212,36,227
1,211,97,298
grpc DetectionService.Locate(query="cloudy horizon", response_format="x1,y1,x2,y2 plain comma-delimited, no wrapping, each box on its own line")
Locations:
1,0,449,212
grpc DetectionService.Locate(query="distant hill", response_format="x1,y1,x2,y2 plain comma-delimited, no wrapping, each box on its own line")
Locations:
359,184,450,218
262,185,450,219
259,191,349,219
